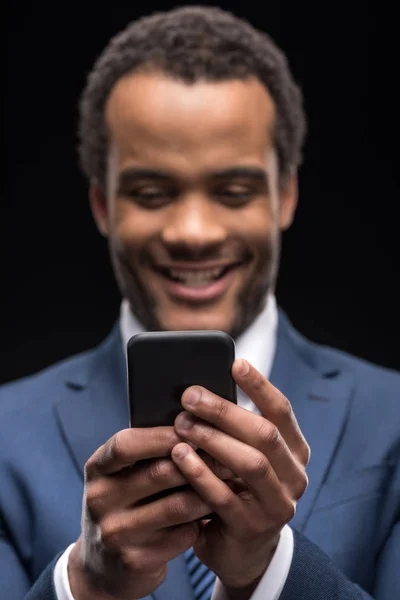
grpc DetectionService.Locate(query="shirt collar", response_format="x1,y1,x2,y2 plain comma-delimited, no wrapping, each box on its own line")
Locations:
234,294,278,381
120,294,278,383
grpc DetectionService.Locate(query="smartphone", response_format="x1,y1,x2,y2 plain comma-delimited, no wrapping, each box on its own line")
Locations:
127,330,237,428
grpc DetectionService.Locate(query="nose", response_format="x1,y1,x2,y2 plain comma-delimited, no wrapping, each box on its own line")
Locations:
161,196,227,252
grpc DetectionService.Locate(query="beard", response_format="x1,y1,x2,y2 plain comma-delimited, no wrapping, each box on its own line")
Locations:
109,234,280,339
110,243,160,332
229,236,280,339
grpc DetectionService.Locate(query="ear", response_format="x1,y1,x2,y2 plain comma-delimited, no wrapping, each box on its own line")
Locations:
279,172,298,231
89,182,109,237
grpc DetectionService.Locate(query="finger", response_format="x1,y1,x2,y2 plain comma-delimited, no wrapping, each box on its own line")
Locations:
85,427,182,478
171,443,244,527
173,418,287,511
232,360,310,465
180,389,304,489
224,478,248,494
145,521,200,557
87,455,235,517
99,488,212,547
85,458,188,517
198,451,236,480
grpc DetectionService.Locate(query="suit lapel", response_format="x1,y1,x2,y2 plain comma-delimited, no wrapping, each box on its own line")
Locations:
270,312,355,530
53,324,129,475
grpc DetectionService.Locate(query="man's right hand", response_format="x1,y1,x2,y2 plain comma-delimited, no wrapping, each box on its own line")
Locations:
68,427,218,600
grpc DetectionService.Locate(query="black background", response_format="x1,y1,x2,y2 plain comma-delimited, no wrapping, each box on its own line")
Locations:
1,1,399,384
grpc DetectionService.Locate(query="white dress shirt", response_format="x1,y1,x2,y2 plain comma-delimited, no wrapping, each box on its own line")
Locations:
54,294,293,600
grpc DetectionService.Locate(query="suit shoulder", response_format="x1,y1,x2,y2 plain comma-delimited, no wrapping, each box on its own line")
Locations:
313,341,400,391
284,316,400,397
0,325,121,424
0,346,97,419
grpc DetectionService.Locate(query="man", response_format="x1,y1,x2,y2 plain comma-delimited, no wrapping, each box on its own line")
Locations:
0,5,399,600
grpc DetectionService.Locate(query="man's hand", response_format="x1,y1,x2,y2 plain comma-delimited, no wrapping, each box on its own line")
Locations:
171,358,310,594
68,427,231,600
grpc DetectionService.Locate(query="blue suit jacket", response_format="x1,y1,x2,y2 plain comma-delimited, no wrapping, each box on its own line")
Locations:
1,312,399,600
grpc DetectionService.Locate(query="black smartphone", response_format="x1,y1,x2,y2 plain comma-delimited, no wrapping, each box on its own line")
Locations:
127,330,237,428
127,330,237,427
127,330,236,516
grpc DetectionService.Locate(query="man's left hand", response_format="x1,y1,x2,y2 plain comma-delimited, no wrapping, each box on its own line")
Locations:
171,358,310,594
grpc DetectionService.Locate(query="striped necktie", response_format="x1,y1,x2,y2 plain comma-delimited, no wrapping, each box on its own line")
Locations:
184,547,216,600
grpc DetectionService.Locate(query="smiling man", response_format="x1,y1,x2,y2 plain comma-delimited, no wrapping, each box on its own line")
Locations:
94,73,293,337
1,6,399,600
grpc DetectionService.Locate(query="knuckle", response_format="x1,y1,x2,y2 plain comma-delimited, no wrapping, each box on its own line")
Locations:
213,490,236,510
166,490,202,524
278,394,294,422
282,500,296,523
157,426,178,447
180,522,200,547
84,457,97,481
100,516,124,550
213,397,228,421
165,493,192,522
295,472,309,499
257,421,280,450
85,482,108,520
196,423,216,444
302,443,311,466
148,458,176,482
188,460,207,480
205,456,233,480
109,430,130,462
244,451,271,480
85,443,110,480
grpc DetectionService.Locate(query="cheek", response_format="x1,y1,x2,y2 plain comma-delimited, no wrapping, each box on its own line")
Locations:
239,221,278,286
233,209,277,256
112,202,153,250
230,196,277,231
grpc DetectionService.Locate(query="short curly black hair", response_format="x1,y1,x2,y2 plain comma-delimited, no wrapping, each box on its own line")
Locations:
78,5,307,190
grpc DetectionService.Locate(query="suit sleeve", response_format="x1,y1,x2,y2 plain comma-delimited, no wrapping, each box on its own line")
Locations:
0,514,58,600
280,526,399,600
25,559,60,600
373,519,400,599
0,515,30,600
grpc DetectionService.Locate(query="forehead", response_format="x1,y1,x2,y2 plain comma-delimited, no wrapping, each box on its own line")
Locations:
105,72,276,174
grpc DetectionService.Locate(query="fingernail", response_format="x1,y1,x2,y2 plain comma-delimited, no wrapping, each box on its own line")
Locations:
173,444,188,459
177,413,195,431
237,358,249,376
184,387,202,407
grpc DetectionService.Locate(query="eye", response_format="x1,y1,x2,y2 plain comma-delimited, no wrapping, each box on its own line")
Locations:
127,188,175,208
216,186,255,206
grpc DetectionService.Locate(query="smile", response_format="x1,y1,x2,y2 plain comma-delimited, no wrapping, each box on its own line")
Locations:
151,262,244,302
154,264,239,287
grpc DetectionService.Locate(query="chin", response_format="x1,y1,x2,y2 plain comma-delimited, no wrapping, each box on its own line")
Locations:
157,308,236,334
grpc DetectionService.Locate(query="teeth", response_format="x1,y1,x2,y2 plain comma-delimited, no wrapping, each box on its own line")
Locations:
170,268,224,286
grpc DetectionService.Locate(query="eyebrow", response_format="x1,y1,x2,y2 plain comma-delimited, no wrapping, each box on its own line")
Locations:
117,165,269,187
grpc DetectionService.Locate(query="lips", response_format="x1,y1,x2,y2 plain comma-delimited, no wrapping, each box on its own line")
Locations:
151,261,244,302
153,263,239,287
